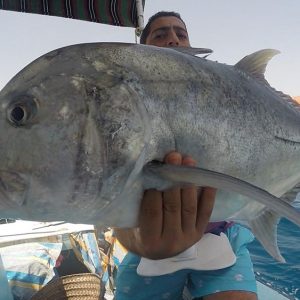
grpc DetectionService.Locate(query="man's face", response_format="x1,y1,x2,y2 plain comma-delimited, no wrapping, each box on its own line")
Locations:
145,16,191,47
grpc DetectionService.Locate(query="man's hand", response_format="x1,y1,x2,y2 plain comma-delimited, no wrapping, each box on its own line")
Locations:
115,151,216,259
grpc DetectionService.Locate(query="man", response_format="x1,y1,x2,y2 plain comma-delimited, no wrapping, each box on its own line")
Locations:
114,11,257,300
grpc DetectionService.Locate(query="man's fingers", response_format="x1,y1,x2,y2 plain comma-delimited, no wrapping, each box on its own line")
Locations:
162,187,182,235
181,156,199,233
135,151,217,259
196,187,216,232
164,152,182,165
139,189,163,239
181,186,198,233
162,152,183,236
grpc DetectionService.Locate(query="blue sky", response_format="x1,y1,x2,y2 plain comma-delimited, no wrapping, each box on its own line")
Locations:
0,0,299,95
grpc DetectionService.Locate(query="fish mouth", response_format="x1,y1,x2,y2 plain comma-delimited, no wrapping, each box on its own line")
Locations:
0,170,28,208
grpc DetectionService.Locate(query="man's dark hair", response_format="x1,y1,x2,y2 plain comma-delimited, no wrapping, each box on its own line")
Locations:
140,11,186,44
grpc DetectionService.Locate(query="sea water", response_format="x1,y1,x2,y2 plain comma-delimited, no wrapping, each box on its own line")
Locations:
249,198,300,300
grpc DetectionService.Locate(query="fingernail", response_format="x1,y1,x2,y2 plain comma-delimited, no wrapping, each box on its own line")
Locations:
165,152,182,165
183,156,197,166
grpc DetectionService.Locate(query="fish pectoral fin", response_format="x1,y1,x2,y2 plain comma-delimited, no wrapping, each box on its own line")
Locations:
250,210,285,263
143,162,300,228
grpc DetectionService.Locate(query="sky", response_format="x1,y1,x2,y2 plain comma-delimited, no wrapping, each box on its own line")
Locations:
0,0,299,96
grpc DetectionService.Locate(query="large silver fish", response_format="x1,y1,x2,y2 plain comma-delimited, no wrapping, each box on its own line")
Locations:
0,43,299,261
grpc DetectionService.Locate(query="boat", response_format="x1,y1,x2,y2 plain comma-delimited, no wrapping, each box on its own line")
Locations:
257,280,292,300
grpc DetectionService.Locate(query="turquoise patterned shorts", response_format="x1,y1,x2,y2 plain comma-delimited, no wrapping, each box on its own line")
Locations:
115,224,257,299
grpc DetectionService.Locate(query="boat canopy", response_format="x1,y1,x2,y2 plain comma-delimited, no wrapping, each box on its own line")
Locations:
0,0,145,30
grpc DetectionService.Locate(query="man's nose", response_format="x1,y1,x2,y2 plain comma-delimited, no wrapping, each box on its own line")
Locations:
167,31,179,46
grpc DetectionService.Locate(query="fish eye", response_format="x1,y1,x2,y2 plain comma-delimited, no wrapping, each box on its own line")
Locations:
7,97,38,126
11,106,26,123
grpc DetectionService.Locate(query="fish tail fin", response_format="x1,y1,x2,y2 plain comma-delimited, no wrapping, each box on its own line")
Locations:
250,210,285,263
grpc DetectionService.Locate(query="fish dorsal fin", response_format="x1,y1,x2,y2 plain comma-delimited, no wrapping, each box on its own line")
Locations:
235,49,280,83
250,210,285,262
171,46,213,56
235,49,300,112
272,89,300,112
